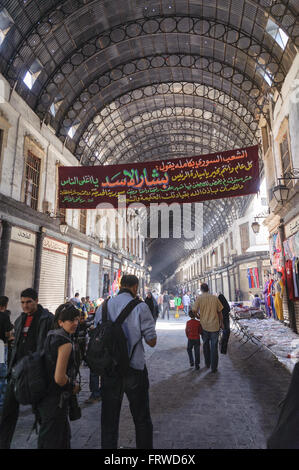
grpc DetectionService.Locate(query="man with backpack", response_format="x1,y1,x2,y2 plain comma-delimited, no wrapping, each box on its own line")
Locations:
0,288,54,449
92,274,157,449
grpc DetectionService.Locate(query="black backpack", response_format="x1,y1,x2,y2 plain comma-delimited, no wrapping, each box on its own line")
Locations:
85,297,142,377
11,330,73,406
11,350,49,405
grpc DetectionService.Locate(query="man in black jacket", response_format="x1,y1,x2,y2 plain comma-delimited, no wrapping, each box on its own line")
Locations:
0,288,54,449
218,293,231,355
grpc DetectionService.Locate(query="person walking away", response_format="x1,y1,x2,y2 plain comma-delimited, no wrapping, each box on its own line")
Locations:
145,292,159,323
0,288,54,449
185,311,203,370
0,296,14,409
182,292,191,316
0,296,14,360
70,293,81,308
37,303,81,449
217,293,230,355
94,274,157,449
192,284,224,373
157,293,163,316
252,294,262,309
162,291,170,320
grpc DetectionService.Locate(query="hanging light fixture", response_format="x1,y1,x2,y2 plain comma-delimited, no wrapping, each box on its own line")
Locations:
273,184,290,204
251,221,260,234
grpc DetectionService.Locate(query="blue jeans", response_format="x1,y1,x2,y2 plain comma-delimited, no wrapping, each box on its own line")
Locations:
202,330,220,372
183,305,189,315
89,371,101,398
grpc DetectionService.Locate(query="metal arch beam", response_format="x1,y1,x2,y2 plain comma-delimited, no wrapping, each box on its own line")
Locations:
53,53,265,139
103,124,251,165
71,85,261,160
97,132,247,167
80,93,258,156
76,92,259,162
35,20,287,119
85,121,253,166
6,5,295,91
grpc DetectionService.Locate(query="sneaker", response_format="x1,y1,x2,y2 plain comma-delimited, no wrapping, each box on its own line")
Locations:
195,365,200,370
84,395,102,404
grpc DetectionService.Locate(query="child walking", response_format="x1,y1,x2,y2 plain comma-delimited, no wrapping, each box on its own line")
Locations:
185,311,203,370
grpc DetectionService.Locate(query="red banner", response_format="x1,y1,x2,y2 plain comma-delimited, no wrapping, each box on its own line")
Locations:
58,145,259,209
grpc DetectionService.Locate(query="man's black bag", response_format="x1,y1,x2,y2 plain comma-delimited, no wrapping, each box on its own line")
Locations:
86,297,142,376
11,351,48,405
267,361,299,449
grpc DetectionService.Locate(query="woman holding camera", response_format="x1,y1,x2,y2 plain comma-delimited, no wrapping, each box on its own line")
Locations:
37,303,81,449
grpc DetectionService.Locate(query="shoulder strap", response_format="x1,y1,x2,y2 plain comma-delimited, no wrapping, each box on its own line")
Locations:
102,298,110,323
115,298,142,326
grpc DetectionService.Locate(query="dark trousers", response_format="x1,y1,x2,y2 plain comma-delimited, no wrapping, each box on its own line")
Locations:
220,316,231,354
187,339,200,366
101,367,153,449
162,304,169,319
0,380,19,449
202,330,220,372
89,371,101,398
37,392,70,449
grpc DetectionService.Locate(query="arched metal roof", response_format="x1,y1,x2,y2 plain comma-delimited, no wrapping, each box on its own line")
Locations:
1,0,297,281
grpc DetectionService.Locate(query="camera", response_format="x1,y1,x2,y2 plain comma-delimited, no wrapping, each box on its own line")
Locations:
69,394,81,421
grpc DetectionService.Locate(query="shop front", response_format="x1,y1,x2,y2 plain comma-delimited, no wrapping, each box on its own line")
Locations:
102,258,111,297
71,246,88,298
283,216,299,331
89,253,100,301
6,226,36,320
39,236,68,314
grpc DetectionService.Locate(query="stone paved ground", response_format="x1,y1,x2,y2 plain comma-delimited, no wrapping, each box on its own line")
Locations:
2,313,292,449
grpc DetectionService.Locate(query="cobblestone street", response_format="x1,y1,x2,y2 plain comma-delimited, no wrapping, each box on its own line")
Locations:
5,315,291,450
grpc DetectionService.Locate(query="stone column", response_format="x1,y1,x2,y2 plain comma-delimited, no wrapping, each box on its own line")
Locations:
33,227,46,292
67,243,74,299
99,255,104,298
86,250,92,298
0,220,12,296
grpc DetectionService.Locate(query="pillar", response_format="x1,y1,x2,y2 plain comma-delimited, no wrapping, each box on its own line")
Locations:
67,243,74,299
0,220,12,296
33,227,46,292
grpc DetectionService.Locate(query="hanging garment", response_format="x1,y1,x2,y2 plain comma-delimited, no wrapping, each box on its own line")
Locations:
285,260,295,301
249,268,255,288
274,280,284,321
292,257,299,299
263,281,271,317
247,268,252,288
254,268,260,288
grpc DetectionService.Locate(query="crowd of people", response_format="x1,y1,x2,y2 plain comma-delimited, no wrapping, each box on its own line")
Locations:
0,279,274,450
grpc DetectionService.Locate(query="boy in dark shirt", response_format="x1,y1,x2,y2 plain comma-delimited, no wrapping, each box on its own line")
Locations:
185,311,203,370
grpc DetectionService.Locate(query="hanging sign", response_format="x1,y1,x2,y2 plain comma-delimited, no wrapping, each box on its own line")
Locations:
58,145,259,209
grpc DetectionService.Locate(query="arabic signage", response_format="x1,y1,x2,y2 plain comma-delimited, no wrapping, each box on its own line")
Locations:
43,236,68,255
73,247,88,259
285,215,299,239
58,145,259,209
11,226,36,247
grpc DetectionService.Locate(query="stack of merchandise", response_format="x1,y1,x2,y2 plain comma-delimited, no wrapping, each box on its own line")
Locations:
236,317,299,373
231,305,266,320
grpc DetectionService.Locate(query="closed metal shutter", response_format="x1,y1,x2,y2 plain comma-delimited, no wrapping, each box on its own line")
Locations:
39,249,67,314
90,262,99,300
72,256,87,298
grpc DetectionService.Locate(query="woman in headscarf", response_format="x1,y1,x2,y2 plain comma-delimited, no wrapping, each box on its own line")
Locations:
145,292,159,322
